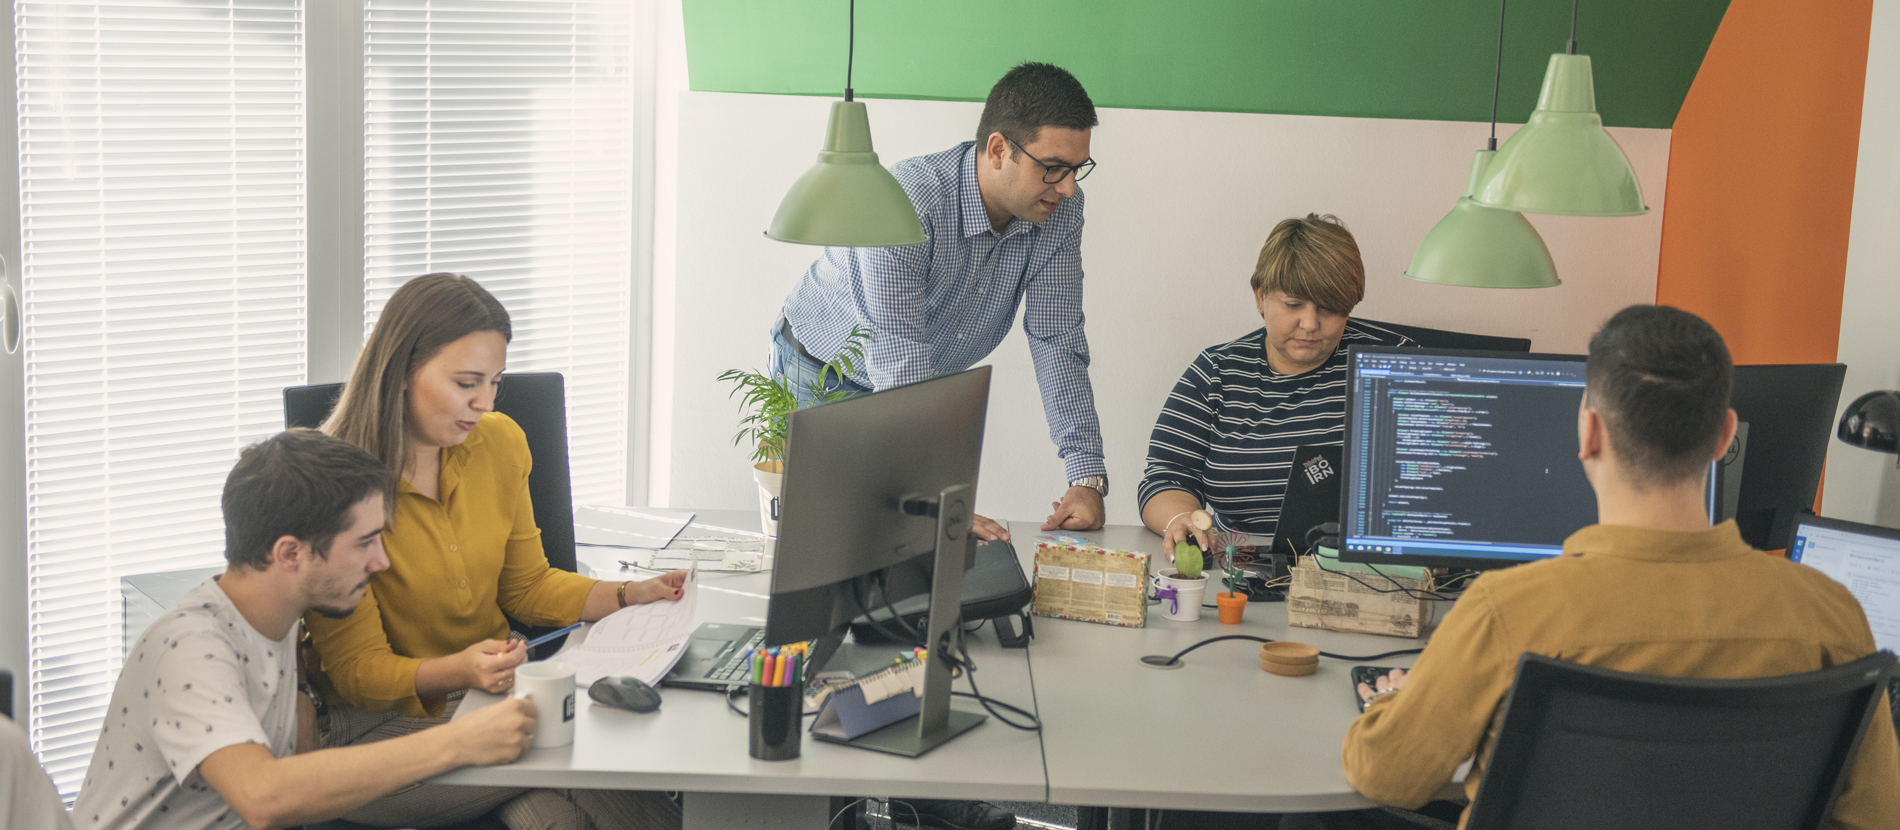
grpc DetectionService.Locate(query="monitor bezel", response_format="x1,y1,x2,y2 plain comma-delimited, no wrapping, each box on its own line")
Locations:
1337,345,1594,571
1790,514,1900,562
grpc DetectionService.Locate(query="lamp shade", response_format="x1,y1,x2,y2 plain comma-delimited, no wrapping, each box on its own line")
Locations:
1473,54,1647,217
1407,150,1560,288
1837,390,1900,455
766,100,927,247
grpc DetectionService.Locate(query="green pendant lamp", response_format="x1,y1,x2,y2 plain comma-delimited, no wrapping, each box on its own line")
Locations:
765,0,926,247
1407,0,1560,288
1472,0,1647,217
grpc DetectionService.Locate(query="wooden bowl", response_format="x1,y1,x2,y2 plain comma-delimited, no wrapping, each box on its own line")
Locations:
1259,642,1321,677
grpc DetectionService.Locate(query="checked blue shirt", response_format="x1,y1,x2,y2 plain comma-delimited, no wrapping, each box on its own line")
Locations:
780,140,1106,481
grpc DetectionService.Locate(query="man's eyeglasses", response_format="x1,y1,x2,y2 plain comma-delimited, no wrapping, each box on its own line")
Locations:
1006,136,1096,184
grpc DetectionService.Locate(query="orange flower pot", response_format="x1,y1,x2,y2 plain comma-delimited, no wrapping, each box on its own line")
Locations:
1216,591,1248,624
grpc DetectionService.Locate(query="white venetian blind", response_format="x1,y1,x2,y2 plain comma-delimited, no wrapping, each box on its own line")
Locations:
16,0,305,795
363,0,632,507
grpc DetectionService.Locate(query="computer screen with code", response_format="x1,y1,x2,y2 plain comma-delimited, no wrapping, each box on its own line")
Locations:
1790,517,1900,653
1340,347,1712,569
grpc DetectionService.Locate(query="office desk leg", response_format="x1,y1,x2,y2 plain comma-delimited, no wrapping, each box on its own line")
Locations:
683,791,836,829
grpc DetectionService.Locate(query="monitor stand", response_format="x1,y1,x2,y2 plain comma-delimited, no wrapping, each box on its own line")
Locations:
843,483,987,757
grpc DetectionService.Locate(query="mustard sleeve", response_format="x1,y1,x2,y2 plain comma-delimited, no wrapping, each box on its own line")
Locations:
493,439,595,627
1342,579,1520,808
303,583,435,718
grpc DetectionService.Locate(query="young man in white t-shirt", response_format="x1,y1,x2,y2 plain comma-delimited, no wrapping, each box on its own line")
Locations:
74,429,539,830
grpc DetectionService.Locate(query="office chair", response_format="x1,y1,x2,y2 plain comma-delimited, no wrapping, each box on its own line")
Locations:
1464,651,1897,830
284,373,578,652
1355,318,1531,353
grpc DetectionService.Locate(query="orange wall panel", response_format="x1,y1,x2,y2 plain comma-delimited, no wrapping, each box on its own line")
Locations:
1655,0,1872,366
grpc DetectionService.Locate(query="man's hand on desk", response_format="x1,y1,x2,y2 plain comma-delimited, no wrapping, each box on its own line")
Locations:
446,697,538,766
972,514,1011,541
1042,486,1106,533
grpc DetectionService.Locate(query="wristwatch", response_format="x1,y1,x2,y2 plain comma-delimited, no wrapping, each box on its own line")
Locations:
1069,476,1109,498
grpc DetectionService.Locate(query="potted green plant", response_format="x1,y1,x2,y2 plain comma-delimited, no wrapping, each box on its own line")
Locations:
1154,538,1209,622
718,327,870,538
1216,545,1249,624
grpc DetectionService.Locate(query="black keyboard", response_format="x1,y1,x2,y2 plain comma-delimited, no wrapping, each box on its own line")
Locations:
708,630,766,682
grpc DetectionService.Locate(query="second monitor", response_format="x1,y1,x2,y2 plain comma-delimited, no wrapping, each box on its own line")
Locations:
1339,347,1715,570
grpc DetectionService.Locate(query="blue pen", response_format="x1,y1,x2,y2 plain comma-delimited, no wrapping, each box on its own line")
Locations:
523,622,584,651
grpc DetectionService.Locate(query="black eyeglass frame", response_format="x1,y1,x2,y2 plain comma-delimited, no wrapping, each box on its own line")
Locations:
1004,136,1096,184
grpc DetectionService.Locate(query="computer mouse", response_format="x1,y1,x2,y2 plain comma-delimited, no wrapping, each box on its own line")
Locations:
589,675,662,713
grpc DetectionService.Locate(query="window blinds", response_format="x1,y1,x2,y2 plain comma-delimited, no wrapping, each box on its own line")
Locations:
363,0,632,507
16,0,306,796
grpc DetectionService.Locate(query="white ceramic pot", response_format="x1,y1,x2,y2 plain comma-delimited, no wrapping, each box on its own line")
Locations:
1150,567,1208,622
752,460,783,539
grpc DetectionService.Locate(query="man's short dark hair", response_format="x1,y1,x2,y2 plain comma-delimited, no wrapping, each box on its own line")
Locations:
975,62,1097,147
1586,305,1733,487
222,428,395,570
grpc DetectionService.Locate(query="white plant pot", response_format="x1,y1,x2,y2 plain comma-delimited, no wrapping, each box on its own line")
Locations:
1150,567,1208,622
752,460,783,540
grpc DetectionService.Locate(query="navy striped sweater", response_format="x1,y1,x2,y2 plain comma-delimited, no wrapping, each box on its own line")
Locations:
1138,320,1415,537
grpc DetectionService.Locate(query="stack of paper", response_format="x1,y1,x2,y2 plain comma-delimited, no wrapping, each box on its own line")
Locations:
560,562,701,687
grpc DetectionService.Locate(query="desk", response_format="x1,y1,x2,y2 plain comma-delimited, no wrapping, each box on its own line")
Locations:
1010,521,1434,815
435,510,1048,829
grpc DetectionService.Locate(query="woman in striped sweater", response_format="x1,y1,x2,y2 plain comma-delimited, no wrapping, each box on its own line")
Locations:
1139,214,1414,550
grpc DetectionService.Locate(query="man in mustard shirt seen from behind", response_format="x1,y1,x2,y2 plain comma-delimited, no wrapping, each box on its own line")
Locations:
1326,305,1900,830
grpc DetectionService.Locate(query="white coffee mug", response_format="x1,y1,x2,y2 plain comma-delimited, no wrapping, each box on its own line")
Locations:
512,660,576,749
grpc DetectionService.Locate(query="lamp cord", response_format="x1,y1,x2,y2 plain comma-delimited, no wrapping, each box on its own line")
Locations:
844,0,855,101
1489,0,1507,151
1567,0,1579,55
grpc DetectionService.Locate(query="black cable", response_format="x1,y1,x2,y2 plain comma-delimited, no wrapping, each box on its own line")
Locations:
1152,634,1422,668
1566,0,1579,55
1307,551,1465,602
949,623,1040,731
1489,0,1507,151
844,0,855,100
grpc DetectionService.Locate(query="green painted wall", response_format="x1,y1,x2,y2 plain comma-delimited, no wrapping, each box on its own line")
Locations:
683,1,1730,130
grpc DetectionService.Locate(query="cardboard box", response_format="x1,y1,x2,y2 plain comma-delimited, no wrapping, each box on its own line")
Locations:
1031,536,1149,628
1286,552,1435,638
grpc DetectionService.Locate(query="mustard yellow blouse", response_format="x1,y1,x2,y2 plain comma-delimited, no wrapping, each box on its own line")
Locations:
306,412,597,717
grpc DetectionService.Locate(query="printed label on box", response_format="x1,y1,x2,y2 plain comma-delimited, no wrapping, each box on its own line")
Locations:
1032,539,1149,628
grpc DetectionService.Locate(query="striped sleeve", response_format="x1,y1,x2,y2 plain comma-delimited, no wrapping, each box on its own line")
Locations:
1138,350,1222,513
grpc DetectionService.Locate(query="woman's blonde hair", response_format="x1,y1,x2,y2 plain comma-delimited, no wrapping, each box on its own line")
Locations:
323,273,512,475
1249,214,1365,316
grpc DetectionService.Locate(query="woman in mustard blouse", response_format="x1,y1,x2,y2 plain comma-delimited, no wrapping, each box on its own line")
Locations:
309,273,682,830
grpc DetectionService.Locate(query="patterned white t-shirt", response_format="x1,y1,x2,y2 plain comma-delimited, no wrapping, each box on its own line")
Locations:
73,577,299,830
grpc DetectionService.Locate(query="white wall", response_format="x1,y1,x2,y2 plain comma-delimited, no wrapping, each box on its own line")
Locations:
652,91,1672,527
1823,0,1900,527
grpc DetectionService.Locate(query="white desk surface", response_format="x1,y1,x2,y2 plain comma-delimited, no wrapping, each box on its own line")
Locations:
1010,521,1434,813
434,510,1048,802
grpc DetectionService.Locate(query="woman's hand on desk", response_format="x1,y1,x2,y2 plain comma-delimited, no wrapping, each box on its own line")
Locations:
623,571,687,605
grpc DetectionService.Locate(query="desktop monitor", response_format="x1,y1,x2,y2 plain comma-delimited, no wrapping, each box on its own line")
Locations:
1731,364,1847,550
765,365,990,756
1338,347,1716,570
1789,516,1900,654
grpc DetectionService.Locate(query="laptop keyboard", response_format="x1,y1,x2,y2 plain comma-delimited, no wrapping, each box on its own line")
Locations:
707,630,767,682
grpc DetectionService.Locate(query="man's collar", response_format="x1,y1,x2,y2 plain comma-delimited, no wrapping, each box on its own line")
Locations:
1561,520,1755,563
959,141,1032,240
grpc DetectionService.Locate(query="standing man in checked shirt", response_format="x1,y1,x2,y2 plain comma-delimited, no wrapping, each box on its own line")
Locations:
774,62,1108,544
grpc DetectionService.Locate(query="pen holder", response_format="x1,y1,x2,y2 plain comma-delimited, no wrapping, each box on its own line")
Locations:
748,684,802,761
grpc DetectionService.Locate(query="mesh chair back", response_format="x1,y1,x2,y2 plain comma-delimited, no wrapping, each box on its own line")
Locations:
1356,318,1531,353
281,373,576,575
1466,651,1896,830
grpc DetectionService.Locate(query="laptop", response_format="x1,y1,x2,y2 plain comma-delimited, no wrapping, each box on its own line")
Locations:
1271,444,1345,559
661,622,765,691
1788,515,1900,725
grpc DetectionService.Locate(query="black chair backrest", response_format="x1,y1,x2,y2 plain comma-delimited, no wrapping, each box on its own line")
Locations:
282,373,576,575
1467,651,1897,830
1357,318,1532,353
2,669,11,719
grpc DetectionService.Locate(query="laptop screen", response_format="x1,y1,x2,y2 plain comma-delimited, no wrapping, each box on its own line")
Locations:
1790,516,1900,653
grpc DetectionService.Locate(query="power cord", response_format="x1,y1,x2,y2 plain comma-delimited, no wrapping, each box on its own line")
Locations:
1146,634,1421,669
